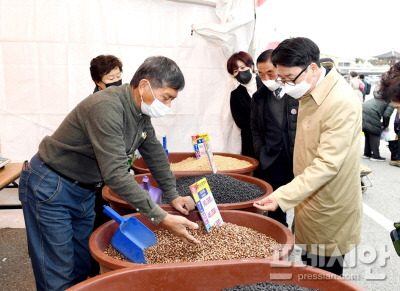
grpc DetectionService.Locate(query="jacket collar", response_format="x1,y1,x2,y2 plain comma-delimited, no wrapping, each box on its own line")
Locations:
306,64,338,106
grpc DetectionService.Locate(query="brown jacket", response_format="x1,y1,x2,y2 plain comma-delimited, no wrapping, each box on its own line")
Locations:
273,65,363,256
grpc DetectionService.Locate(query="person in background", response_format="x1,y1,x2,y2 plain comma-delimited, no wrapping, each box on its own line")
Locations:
227,51,263,159
391,110,400,166
250,49,298,227
90,54,123,93
19,56,200,291
88,54,124,277
376,61,400,167
349,71,364,103
253,37,362,277
360,74,368,102
361,92,394,162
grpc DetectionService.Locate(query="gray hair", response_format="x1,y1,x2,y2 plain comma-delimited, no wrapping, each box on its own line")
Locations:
130,56,185,90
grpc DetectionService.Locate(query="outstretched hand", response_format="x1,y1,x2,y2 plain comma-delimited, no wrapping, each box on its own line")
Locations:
253,194,279,211
170,196,195,215
159,214,200,246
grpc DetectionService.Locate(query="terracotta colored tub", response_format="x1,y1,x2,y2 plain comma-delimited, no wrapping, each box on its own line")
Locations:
89,210,294,273
102,173,273,215
132,152,259,176
68,260,365,291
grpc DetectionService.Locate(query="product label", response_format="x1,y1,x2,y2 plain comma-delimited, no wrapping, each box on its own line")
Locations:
191,133,209,159
189,177,223,232
191,133,217,173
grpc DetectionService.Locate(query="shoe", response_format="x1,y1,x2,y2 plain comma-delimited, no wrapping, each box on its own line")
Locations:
390,160,400,167
362,155,371,159
370,157,386,162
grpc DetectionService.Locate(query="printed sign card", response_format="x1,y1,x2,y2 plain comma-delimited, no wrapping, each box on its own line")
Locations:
189,177,223,232
191,133,217,173
191,133,209,159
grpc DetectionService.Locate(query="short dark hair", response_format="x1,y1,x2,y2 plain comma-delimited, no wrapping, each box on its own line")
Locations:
90,55,123,83
130,56,185,91
271,37,320,69
378,62,400,103
226,51,254,75
350,71,358,78
359,74,365,79
256,49,273,65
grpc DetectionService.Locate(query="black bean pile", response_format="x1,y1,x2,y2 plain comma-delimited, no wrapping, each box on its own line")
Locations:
161,174,265,204
222,282,320,291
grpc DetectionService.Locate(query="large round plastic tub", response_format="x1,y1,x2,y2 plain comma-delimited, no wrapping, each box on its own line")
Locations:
132,152,259,176
67,259,365,291
89,210,294,273
102,173,273,215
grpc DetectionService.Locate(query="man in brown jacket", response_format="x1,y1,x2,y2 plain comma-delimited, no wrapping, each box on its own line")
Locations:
254,37,362,276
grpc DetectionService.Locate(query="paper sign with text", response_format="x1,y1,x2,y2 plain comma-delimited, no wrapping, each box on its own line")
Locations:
191,133,217,173
191,133,209,159
189,177,223,232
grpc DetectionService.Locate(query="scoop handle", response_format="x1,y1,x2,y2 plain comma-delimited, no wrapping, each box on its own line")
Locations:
103,205,126,225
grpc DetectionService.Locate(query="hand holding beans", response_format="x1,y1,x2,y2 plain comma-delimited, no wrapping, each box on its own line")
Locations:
159,214,200,246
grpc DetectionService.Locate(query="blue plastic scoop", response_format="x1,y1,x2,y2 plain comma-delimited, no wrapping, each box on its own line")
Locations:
103,205,157,264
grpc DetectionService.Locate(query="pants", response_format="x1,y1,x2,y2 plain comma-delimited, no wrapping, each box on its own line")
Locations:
395,139,400,160
393,119,400,160
301,251,345,276
397,139,400,159
259,150,294,227
363,131,381,158
88,186,110,277
19,154,96,291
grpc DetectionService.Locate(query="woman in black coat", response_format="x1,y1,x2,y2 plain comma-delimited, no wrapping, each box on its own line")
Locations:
227,51,262,158
362,92,394,161
377,62,400,167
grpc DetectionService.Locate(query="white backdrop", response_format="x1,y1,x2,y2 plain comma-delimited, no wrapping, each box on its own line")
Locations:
0,0,277,162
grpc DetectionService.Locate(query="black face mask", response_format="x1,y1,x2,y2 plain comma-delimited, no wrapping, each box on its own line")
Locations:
105,79,122,88
234,69,252,84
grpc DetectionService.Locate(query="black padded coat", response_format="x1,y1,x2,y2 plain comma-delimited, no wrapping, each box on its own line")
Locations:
362,97,394,136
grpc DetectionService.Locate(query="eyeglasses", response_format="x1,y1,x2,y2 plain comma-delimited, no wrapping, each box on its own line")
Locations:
276,64,309,86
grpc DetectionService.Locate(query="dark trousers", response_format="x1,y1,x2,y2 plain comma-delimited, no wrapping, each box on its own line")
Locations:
393,124,400,160
364,131,381,158
301,251,345,276
259,150,294,227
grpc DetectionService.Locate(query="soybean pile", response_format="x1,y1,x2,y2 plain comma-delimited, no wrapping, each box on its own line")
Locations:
222,282,320,291
104,221,282,264
161,174,266,204
170,155,252,171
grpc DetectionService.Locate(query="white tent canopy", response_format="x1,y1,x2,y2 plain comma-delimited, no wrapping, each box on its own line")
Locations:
0,0,278,162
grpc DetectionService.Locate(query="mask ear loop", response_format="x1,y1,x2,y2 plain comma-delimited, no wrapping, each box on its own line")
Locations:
145,80,156,101
140,79,154,107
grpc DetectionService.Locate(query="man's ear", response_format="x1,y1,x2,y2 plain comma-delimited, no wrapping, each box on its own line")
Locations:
310,63,319,76
138,79,148,88
138,79,148,96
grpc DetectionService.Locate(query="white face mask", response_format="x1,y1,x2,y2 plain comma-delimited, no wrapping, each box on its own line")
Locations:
141,81,170,118
262,79,281,91
284,69,313,99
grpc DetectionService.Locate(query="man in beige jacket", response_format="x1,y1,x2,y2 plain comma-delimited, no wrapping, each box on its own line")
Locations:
254,37,362,276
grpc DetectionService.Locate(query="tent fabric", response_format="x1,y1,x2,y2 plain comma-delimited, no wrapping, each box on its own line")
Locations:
373,50,400,59
192,0,256,58
168,0,217,7
0,0,278,163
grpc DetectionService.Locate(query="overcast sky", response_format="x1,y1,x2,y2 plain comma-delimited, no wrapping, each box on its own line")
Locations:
261,0,399,59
